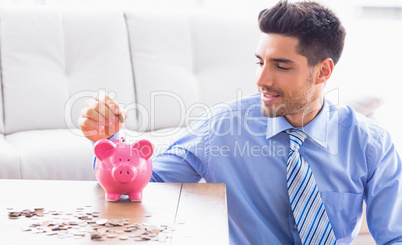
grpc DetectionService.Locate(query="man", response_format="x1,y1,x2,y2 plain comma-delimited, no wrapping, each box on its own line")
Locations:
79,1,402,244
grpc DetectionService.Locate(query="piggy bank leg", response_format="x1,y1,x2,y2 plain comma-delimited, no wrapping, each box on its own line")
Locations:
105,192,121,202
128,191,142,202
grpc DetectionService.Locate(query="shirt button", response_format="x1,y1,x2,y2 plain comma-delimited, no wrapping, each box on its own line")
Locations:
294,224,298,230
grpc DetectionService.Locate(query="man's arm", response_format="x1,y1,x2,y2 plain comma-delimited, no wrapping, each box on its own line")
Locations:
365,130,402,244
151,144,206,183
150,114,211,183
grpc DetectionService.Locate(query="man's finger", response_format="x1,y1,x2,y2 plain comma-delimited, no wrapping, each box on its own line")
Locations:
88,98,115,123
80,107,109,127
78,116,105,132
95,92,121,116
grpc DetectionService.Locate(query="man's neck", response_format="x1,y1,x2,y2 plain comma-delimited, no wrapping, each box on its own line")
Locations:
284,99,324,128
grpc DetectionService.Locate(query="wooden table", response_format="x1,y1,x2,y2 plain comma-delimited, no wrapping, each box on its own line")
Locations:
0,180,229,245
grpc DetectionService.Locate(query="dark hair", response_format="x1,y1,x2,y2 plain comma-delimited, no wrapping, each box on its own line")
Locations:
258,0,346,66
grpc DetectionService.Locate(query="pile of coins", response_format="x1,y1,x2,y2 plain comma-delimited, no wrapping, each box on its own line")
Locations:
8,207,45,219
6,206,173,242
90,222,171,242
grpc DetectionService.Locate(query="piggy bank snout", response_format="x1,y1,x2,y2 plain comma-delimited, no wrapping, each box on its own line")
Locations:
112,164,137,183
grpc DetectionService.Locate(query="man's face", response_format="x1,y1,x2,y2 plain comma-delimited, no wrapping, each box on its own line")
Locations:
255,33,318,120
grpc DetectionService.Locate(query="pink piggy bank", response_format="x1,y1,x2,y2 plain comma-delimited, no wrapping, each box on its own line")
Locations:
94,137,153,202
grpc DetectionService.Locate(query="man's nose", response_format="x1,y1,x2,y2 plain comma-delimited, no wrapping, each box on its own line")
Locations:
256,66,274,87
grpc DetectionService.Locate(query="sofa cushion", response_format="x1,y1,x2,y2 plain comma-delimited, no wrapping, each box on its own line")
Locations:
0,135,20,179
1,8,136,134
1,8,68,134
190,11,261,106
125,10,200,132
6,129,95,180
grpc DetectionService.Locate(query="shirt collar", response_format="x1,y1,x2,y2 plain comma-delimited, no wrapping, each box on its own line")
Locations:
265,99,330,149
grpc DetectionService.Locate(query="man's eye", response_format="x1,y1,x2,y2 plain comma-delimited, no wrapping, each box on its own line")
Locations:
256,62,264,66
277,66,290,70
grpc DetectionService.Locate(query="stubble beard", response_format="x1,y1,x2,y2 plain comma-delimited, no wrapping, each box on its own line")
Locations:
260,75,315,118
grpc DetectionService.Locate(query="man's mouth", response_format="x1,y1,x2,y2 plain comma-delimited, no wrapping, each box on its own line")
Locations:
260,92,280,103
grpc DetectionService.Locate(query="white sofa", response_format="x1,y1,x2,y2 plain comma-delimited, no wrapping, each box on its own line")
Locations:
0,7,390,243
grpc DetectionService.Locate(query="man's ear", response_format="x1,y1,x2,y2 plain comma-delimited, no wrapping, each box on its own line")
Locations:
315,58,334,85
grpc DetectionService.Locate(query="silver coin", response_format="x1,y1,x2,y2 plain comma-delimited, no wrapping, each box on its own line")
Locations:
119,235,128,240
106,233,117,238
96,219,108,225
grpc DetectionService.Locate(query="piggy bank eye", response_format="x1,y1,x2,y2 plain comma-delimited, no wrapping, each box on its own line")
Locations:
119,159,121,161
127,159,130,161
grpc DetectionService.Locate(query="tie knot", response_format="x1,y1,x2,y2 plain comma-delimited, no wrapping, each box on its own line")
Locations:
286,129,307,151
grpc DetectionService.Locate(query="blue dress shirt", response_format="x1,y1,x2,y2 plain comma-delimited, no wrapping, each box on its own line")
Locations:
150,93,402,245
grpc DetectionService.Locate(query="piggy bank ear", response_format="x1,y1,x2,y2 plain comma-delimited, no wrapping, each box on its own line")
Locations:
94,139,116,160
133,139,153,160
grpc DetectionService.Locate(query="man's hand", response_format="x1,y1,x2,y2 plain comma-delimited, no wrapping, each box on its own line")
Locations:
78,92,127,142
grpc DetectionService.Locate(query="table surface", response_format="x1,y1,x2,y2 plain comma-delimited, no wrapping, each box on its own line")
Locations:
0,180,229,245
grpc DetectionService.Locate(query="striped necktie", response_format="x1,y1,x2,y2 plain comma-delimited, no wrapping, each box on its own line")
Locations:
286,129,337,245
